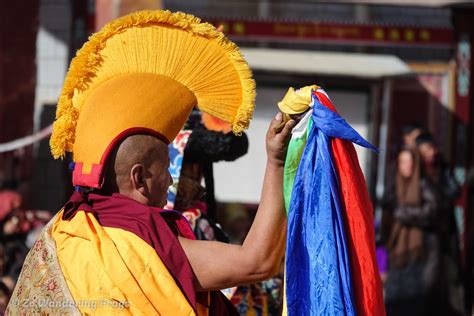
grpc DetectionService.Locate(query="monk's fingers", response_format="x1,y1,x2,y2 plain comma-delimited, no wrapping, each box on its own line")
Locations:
276,119,296,141
268,112,283,136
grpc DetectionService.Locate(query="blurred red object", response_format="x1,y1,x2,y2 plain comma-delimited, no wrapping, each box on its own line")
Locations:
0,191,22,222
202,113,232,133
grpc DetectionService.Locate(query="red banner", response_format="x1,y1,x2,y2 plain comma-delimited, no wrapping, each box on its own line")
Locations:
206,18,454,48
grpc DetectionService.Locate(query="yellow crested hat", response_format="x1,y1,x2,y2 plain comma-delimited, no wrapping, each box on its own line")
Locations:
50,10,256,188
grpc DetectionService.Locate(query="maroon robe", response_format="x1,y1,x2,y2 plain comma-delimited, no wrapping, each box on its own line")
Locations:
63,191,238,315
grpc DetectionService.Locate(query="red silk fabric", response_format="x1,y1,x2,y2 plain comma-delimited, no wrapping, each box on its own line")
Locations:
315,91,386,316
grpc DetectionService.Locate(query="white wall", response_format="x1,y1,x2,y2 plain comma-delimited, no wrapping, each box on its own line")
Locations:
34,0,71,130
329,90,369,178
213,86,369,204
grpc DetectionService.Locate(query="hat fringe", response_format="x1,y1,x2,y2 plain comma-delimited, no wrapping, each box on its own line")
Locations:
50,10,255,159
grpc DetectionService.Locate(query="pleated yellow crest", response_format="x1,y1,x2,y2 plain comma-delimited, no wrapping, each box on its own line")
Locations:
49,10,255,188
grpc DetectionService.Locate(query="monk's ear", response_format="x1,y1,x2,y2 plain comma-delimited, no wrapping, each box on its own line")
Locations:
130,164,148,195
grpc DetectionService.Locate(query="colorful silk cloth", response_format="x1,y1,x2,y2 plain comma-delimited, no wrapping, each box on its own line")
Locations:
7,192,238,315
284,88,385,315
166,130,192,209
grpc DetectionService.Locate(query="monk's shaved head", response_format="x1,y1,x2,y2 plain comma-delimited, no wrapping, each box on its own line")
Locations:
114,135,167,184
102,134,172,207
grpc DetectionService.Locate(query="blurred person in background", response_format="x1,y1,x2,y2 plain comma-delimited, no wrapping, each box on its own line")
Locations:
402,123,423,150
416,132,464,313
382,148,458,316
167,110,249,243
376,122,424,288
416,133,460,200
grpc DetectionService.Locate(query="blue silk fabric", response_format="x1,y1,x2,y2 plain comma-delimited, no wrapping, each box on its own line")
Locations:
285,94,377,315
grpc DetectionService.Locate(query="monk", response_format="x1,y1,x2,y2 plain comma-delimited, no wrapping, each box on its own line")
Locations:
6,114,294,315
6,10,294,315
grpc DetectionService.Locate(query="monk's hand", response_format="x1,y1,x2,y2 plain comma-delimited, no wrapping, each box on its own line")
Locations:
266,112,296,167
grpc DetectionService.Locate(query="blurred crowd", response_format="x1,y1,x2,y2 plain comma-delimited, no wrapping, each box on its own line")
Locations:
378,124,465,316
0,190,52,313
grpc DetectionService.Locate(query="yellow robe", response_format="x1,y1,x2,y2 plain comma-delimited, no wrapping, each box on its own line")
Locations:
6,210,208,315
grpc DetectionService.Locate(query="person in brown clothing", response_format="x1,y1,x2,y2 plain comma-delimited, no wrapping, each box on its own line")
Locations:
382,148,458,316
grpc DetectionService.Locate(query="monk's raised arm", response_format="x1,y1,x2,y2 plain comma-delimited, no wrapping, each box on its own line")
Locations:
179,113,295,291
